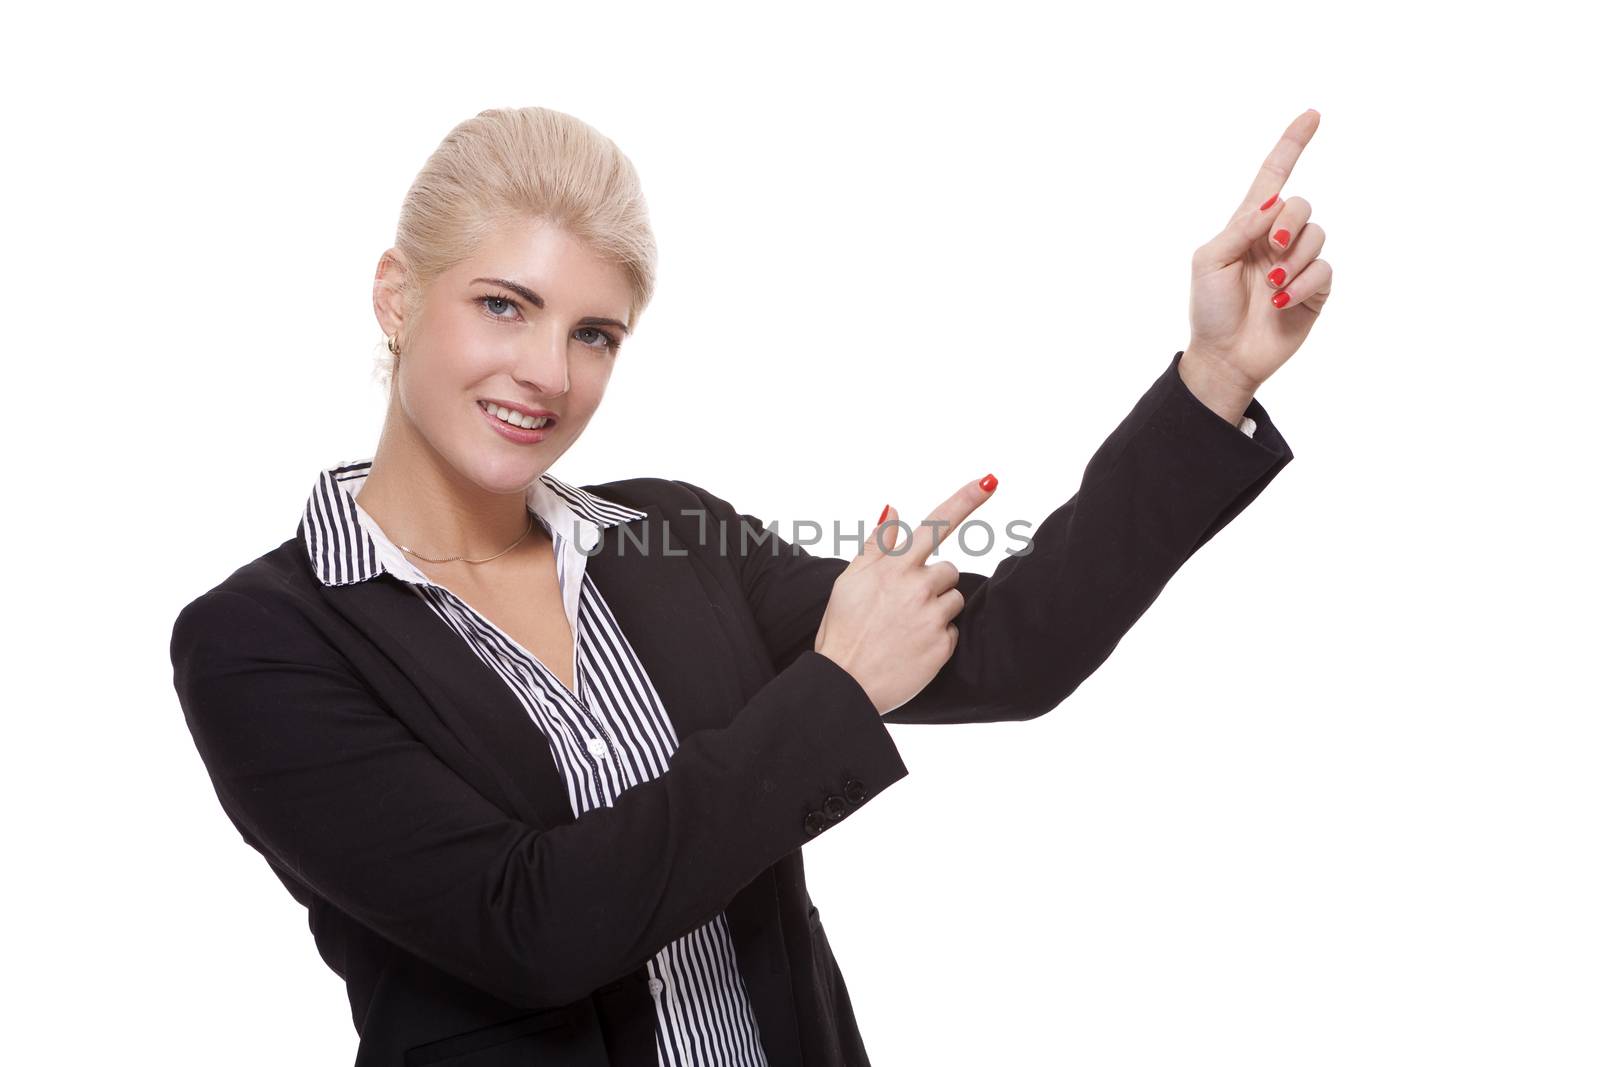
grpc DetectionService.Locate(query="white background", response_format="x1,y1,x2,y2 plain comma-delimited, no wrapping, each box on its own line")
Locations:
6,2,1596,1064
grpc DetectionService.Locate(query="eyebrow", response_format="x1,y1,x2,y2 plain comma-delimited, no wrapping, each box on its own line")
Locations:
470,277,631,335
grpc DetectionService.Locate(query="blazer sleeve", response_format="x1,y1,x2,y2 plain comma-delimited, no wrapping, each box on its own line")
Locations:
677,349,1294,726
169,586,908,1011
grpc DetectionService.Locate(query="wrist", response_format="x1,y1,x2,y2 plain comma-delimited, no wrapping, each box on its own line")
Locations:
1178,346,1258,427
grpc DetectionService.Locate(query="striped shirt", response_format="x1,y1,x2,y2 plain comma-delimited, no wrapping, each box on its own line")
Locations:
302,457,770,1067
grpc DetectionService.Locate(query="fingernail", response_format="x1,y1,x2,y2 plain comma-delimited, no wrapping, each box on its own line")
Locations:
979,473,998,493
1259,193,1278,211
1272,290,1291,309
1272,229,1291,248
877,504,890,525
1267,266,1287,287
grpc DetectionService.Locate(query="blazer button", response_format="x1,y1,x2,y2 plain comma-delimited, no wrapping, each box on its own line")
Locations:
803,810,830,837
843,777,867,804
822,794,848,820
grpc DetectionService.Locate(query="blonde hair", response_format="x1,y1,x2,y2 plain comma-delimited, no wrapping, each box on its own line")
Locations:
374,106,657,390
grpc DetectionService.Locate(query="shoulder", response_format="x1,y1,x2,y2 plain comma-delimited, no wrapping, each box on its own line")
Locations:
575,475,744,524
169,534,328,665
573,476,763,571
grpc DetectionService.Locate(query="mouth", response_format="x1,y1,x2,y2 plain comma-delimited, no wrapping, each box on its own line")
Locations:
477,400,555,443
477,399,557,431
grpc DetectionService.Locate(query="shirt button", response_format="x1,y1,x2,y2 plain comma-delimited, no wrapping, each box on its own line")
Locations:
647,978,665,995
587,737,609,759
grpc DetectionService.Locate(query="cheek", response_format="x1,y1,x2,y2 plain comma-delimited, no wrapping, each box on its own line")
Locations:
395,348,480,437
570,361,613,414
395,366,445,436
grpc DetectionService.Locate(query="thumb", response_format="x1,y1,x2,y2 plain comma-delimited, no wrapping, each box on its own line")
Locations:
1195,197,1283,274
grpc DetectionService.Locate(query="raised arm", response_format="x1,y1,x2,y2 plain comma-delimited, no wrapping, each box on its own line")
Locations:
169,585,906,1010
677,348,1292,726
686,105,1335,726
888,349,1291,722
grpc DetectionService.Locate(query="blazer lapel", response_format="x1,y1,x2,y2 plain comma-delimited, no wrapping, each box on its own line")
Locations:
320,573,576,832
582,502,758,739
309,500,750,830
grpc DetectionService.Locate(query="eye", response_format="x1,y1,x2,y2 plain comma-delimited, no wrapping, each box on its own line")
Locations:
575,326,622,352
476,293,523,321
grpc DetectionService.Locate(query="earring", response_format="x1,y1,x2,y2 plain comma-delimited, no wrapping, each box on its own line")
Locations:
386,333,401,357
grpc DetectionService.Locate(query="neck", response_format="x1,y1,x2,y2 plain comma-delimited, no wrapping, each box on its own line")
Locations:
356,419,547,564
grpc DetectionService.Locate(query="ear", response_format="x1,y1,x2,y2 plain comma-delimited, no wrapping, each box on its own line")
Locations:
373,248,411,338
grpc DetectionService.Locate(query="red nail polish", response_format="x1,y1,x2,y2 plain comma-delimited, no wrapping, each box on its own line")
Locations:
1267,267,1287,287
1259,193,1278,211
978,473,997,493
1273,229,1290,247
1272,290,1291,309
877,504,890,525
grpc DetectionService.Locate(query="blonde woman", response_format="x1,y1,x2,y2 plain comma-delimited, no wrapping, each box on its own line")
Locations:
170,106,1327,1066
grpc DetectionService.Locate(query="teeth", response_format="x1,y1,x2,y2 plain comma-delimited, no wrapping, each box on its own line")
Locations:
482,402,551,429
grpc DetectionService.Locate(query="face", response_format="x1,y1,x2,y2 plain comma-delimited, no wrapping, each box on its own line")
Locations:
375,216,632,496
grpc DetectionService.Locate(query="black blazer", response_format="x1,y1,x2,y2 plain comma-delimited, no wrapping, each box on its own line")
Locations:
169,350,1292,1066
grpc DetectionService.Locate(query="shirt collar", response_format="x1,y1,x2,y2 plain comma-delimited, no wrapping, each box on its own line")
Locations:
301,456,647,588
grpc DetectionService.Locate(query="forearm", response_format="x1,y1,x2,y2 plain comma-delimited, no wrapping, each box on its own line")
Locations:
884,349,1294,724
673,349,1292,728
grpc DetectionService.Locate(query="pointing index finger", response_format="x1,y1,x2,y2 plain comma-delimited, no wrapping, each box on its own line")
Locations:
904,477,995,565
1239,109,1320,216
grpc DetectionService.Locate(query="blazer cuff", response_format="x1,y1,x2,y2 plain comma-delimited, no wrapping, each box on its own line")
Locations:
782,650,909,839
1153,349,1293,468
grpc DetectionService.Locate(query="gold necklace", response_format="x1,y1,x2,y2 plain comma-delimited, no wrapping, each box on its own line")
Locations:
394,510,536,564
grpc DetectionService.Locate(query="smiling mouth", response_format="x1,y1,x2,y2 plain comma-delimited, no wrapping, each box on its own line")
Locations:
478,400,556,430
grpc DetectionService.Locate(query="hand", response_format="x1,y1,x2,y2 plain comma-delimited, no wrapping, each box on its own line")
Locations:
1187,108,1333,396
815,477,998,716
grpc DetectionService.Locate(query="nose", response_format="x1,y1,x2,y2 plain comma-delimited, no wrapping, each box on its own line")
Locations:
512,324,571,398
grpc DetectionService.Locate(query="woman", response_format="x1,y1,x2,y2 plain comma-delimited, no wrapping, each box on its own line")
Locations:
169,106,1328,1066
